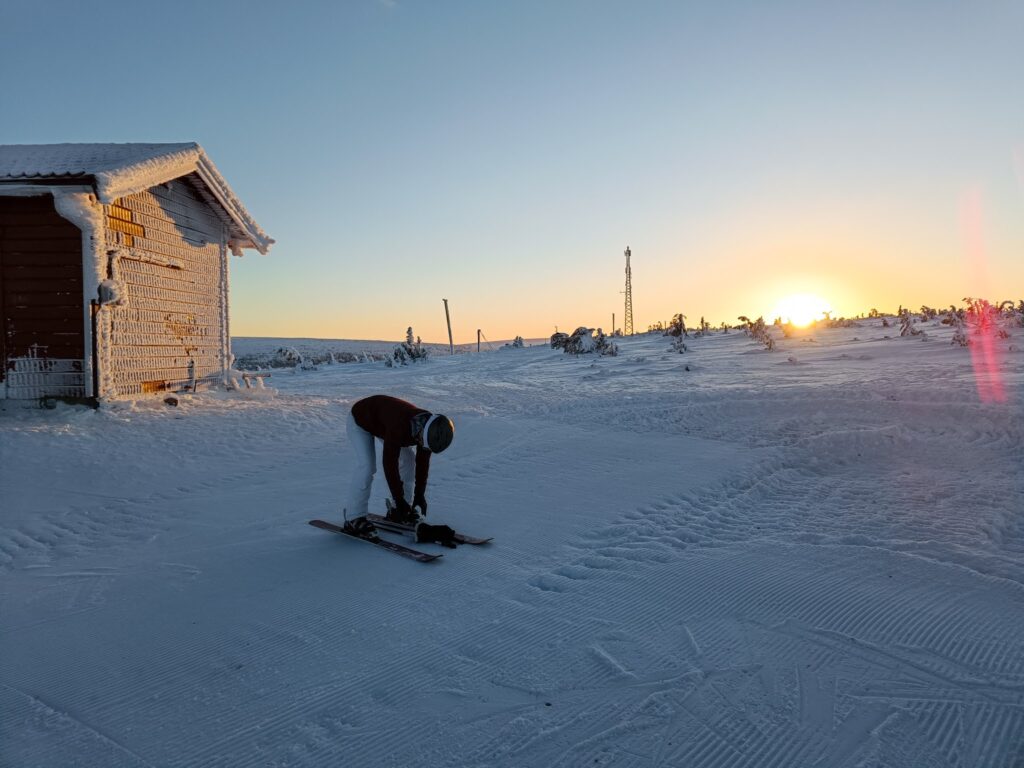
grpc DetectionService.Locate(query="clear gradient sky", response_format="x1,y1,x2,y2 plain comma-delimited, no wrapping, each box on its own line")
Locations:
2,0,1022,343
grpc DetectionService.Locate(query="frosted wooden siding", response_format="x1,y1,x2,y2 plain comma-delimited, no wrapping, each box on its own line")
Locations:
103,177,228,396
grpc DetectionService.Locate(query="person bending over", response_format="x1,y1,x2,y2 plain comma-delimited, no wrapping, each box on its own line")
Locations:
344,394,455,545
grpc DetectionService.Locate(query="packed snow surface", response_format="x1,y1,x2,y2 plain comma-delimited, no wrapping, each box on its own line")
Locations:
2,322,1022,767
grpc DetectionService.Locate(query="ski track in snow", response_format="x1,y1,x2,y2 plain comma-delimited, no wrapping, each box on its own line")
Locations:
1,322,1023,767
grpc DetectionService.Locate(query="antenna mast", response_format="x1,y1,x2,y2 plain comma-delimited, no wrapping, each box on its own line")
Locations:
623,246,634,335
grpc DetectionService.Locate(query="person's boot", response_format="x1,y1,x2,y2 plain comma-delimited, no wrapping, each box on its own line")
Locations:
385,499,420,525
343,516,378,538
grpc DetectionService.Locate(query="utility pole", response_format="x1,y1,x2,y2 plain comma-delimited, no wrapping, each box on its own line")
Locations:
623,246,634,335
612,313,616,335
477,329,481,353
443,299,454,355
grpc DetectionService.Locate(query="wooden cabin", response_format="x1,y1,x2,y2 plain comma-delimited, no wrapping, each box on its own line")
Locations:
0,143,272,402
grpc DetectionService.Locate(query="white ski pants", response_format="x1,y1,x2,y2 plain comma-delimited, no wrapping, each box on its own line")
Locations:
346,411,415,518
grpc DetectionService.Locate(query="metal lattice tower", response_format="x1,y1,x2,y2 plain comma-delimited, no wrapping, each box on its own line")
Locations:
623,246,634,335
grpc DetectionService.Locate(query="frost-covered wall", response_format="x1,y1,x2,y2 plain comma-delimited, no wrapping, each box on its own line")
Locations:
100,175,230,397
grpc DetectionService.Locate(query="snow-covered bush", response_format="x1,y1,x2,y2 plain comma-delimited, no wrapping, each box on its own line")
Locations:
670,336,687,354
385,327,429,367
826,318,859,328
898,308,922,337
944,298,1022,347
998,300,1024,328
665,314,688,338
555,327,617,356
274,347,317,369
594,328,618,356
233,346,370,371
966,298,1010,339
738,316,775,351
508,336,525,348
951,314,969,347
563,327,597,355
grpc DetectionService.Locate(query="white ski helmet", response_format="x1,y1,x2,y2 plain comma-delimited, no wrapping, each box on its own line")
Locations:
422,413,454,453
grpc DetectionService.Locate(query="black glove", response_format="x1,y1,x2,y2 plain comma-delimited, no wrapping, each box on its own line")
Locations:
413,493,428,517
390,497,418,524
416,522,458,549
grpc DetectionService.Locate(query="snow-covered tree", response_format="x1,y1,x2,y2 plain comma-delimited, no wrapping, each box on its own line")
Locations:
738,316,775,350
951,313,969,347
385,327,429,366
594,328,618,356
563,327,597,355
555,327,617,356
665,314,688,338
898,308,922,337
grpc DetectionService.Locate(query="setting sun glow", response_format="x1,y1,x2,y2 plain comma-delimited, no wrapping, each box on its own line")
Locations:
769,293,833,327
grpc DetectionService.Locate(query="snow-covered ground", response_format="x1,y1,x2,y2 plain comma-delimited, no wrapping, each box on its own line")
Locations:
2,321,1022,767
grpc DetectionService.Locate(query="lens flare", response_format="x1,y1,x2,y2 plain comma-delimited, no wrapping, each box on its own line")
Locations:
960,190,1007,404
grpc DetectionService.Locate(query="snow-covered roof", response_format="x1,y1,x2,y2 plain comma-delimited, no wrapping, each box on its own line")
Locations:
0,143,273,254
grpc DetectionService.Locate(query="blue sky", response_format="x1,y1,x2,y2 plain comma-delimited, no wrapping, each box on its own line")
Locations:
2,0,1022,341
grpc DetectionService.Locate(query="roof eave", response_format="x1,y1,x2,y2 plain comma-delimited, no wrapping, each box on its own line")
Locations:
89,145,272,255
193,154,274,255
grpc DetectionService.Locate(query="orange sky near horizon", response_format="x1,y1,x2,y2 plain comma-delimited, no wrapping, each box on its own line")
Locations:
231,181,1024,343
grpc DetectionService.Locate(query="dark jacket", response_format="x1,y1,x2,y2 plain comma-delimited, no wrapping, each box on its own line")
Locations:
351,395,431,504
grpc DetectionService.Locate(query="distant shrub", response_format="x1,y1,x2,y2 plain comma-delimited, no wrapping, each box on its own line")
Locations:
951,314,969,347
386,327,429,367
556,327,617,356
594,328,618,356
664,313,688,338
564,327,597,355
738,315,776,351
898,308,923,337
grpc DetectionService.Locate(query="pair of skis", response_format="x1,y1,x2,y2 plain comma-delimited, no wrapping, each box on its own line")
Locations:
308,514,491,563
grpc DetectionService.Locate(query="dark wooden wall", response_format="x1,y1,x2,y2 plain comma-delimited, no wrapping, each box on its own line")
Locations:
0,195,84,387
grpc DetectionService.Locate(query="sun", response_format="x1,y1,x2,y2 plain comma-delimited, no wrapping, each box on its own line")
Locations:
770,293,833,328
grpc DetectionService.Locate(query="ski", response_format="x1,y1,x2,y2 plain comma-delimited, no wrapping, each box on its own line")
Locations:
366,513,493,546
308,519,443,563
